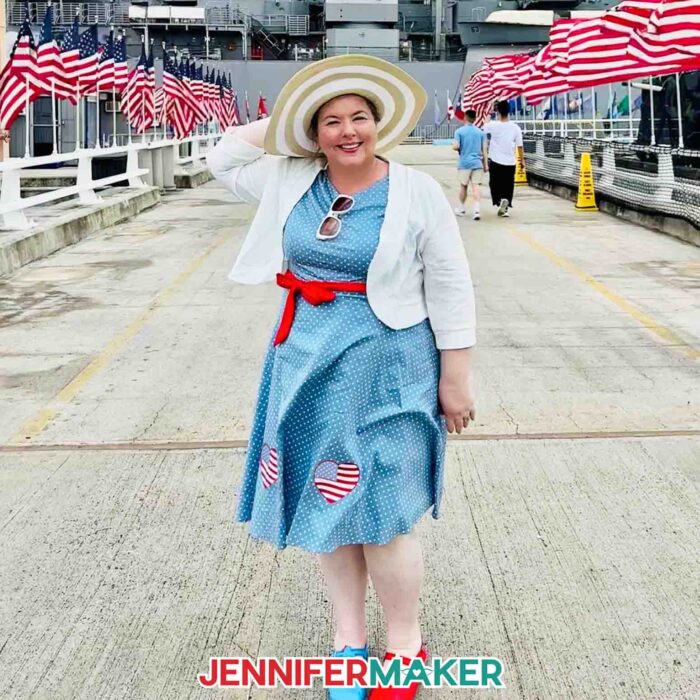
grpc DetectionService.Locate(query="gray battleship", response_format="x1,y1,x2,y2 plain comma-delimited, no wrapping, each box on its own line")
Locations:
6,1,623,63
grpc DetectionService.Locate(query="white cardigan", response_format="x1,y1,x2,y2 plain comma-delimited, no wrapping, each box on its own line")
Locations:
207,133,476,350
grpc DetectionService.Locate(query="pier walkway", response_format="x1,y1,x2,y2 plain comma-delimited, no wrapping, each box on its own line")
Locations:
0,146,698,699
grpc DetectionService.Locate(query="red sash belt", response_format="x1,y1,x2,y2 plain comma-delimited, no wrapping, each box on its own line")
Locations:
273,269,367,346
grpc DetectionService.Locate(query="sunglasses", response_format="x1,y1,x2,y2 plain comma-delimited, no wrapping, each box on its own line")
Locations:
316,194,355,240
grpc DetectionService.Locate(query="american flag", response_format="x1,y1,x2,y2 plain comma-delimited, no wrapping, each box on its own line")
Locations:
97,30,115,91
35,1,72,99
218,73,235,129
259,444,279,488
463,65,496,126
0,9,37,129
628,0,700,68
521,46,570,105
191,62,203,106
154,86,165,126
144,42,156,130
122,39,147,131
313,460,360,504
113,33,129,92
244,90,251,123
484,53,532,100
162,49,203,137
257,94,269,119
62,23,99,98
232,89,241,126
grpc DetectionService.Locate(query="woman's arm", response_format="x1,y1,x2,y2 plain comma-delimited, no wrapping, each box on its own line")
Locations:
439,348,476,434
418,177,477,434
206,117,277,205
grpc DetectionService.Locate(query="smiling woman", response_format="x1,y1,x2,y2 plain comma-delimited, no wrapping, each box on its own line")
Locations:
206,54,477,700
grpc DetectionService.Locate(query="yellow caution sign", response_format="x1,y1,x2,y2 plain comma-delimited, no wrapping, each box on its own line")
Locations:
514,146,528,186
575,152,599,212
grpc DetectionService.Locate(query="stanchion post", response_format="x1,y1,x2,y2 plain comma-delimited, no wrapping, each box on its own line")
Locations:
675,73,684,149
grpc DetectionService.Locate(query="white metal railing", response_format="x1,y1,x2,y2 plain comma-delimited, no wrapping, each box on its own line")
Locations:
288,15,309,36
524,136,700,229
251,14,288,31
519,117,643,143
404,123,462,143
7,1,119,24
0,132,221,231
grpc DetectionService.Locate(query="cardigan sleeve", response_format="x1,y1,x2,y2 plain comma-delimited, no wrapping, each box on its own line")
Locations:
206,131,281,205
418,177,477,350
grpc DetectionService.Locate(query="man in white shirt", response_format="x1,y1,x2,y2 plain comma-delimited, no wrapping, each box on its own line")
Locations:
483,100,524,218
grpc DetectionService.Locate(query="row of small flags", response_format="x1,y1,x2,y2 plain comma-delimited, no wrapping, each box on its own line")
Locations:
0,2,269,138
461,0,700,126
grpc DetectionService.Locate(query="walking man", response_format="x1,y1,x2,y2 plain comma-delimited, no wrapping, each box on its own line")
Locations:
452,109,488,220
484,100,524,217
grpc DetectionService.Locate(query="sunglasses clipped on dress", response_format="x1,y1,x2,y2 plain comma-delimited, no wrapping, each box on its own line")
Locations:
316,194,355,240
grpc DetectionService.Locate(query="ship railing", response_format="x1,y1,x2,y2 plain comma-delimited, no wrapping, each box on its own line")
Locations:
7,1,121,25
522,134,700,229
404,124,462,143
519,117,643,143
249,14,289,32
0,132,221,232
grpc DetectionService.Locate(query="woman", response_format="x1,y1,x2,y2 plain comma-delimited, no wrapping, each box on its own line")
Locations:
207,55,476,700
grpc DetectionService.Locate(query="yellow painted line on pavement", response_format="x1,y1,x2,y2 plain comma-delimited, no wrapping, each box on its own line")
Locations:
10,233,230,445
507,225,700,361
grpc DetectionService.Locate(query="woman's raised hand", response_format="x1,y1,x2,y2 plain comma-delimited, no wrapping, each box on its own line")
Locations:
227,117,271,149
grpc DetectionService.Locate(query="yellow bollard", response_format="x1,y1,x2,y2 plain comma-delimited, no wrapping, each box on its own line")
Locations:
575,152,599,211
514,145,528,186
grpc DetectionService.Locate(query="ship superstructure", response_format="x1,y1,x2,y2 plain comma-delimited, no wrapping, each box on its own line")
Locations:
4,1,624,63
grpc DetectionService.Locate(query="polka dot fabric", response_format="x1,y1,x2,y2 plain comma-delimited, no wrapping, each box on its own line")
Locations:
235,169,447,553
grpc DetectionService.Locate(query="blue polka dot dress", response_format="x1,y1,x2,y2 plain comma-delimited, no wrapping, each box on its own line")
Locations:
235,168,447,554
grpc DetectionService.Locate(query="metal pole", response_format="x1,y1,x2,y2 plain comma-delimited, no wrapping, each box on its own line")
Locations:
564,92,568,137
0,0,6,160
649,77,656,146
51,79,58,153
578,91,583,136
112,84,117,146
76,85,81,149
591,87,597,139
675,72,684,149
25,77,31,157
608,83,613,137
627,81,634,142
96,79,101,148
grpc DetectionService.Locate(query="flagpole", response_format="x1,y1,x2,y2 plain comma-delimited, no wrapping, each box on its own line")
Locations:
51,79,58,154
24,77,31,158
563,92,568,138
75,84,81,150
578,91,583,137
96,76,101,148
591,88,597,139
674,73,684,149
627,82,634,142
112,83,117,146
607,83,613,138
649,77,656,146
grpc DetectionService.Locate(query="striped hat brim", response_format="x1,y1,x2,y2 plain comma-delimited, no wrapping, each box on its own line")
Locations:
264,55,427,158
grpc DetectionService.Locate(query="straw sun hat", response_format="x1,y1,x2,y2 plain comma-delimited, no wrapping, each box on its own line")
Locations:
263,54,427,158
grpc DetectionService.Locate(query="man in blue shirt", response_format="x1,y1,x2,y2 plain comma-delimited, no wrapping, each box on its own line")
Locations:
452,109,488,220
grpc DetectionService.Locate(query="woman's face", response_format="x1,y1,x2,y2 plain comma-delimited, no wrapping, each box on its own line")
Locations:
315,95,379,168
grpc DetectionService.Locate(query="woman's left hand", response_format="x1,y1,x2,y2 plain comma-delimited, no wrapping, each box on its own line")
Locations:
438,348,476,434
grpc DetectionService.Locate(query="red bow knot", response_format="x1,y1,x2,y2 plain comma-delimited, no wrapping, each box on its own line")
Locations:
273,270,367,346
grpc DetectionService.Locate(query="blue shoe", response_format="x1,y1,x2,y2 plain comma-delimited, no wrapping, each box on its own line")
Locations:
328,644,369,700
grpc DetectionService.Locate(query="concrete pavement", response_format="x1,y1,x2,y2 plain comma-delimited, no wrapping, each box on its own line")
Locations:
0,146,698,698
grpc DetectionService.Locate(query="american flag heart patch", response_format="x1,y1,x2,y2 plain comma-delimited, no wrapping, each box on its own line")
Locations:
259,444,279,488
313,460,360,504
